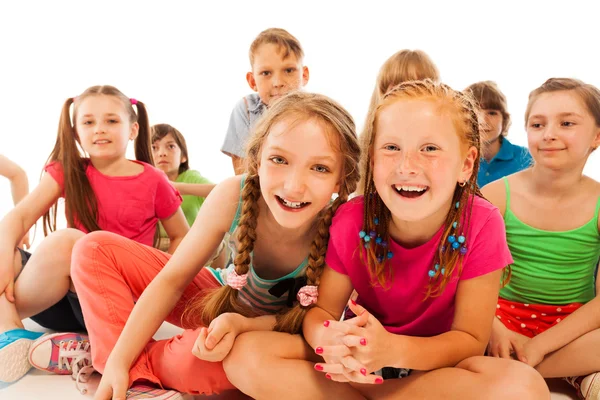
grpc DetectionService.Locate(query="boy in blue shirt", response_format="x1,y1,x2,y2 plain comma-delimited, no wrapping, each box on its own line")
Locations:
221,28,310,175
466,81,532,187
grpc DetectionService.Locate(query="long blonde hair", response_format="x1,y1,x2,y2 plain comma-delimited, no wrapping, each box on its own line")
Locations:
367,49,440,117
359,80,507,298
191,92,360,334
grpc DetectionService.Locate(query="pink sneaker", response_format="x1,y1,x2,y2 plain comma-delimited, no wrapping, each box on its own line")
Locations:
28,332,94,393
126,385,184,399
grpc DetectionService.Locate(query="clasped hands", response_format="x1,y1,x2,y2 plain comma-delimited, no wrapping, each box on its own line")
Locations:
313,299,393,385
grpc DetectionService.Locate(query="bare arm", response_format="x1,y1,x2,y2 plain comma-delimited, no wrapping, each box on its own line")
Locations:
385,270,503,370
0,174,61,297
160,208,189,254
170,182,216,198
527,295,600,359
0,155,29,207
231,155,245,175
303,266,355,349
104,176,242,369
0,174,61,251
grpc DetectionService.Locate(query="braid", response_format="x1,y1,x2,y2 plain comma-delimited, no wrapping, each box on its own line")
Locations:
198,174,262,327
274,193,346,334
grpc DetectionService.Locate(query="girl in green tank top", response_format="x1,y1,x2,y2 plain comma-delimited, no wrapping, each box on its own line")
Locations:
482,78,600,399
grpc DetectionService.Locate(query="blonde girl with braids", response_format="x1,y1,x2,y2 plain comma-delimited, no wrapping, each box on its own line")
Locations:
224,80,549,400
0,85,188,385
65,92,360,399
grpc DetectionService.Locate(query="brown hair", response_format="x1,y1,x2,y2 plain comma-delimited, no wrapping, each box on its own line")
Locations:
465,80,511,136
249,28,304,67
43,85,152,236
151,123,190,175
525,78,600,128
367,50,440,116
360,79,507,298
192,92,360,334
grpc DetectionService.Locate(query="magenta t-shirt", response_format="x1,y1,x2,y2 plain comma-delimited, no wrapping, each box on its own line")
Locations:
325,196,513,336
45,160,182,247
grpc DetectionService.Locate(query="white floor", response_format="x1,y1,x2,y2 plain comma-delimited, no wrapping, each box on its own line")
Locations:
0,320,578,400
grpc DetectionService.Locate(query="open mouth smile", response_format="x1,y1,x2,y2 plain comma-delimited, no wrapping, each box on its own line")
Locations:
393,184,429,199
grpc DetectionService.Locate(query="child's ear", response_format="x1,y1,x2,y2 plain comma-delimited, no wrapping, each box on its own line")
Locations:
593,128,600,151
129,122,139,140
246,72,258,92
460,146,478,183
302,66,310,86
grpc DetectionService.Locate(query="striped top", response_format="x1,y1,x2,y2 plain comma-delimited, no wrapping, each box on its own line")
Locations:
208,176,308,315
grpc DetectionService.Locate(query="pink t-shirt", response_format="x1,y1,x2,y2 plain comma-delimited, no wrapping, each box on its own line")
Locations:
45,160,182,247
325,196,512,336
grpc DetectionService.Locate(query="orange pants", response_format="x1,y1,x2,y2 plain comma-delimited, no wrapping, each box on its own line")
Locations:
71,231,235,395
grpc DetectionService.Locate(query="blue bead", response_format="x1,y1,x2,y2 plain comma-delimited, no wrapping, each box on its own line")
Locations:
452,241,460,249
369,231,377,238
374,217,379,225
375,237,382,244
364,242,370,249
435,264,440,271
387,251,393,259
448,235,456,243
364,236,371,242
460,247,468,255
455,202,460,209
428,270,435,278
441,268,446,274
381,241,388,248
359,231,366,238
452,221,458,229
458,235,465,244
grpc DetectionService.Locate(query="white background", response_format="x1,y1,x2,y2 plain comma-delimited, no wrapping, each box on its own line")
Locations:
0,0,598,249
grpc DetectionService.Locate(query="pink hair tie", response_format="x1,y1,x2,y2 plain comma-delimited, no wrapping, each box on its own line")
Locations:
297,285,318,307
226,269,248,290
130,98,138,105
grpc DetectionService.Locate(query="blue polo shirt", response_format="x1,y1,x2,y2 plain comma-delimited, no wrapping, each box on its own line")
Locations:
478,138,532,188
221,93,267,158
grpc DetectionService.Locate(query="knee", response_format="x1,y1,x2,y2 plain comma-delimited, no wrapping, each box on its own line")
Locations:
71,231,121,282
45,228,86,252
482,358,550,400
223,332,264,392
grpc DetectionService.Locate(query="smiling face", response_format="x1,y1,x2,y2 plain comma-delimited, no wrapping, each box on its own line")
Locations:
527,90,600,171
372,98,477,227
152,133,186,180
75,95,138,162
257,116,342,230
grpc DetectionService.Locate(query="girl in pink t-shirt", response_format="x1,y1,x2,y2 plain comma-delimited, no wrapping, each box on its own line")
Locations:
0,85,188,384
225,80,549,399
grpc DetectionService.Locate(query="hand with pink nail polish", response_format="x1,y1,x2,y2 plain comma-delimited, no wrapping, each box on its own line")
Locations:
318,298,397,381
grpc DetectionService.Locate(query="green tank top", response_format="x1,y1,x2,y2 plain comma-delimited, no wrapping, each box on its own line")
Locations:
499,177,600,305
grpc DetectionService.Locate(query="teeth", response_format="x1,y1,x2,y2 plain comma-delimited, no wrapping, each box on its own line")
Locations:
95,140,110,144
394,185,427,192
280,197,306,209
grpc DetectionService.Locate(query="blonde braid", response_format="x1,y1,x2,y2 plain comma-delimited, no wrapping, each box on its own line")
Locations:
199,174,262,326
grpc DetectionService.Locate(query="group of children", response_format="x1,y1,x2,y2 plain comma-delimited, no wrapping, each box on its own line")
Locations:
0,27,598,400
